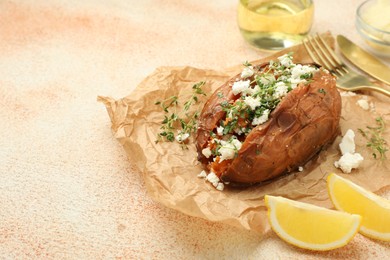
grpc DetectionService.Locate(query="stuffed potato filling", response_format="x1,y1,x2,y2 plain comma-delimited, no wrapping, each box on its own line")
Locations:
201,53,319,179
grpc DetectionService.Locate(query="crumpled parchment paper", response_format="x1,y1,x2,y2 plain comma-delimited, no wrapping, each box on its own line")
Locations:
98,34,390,234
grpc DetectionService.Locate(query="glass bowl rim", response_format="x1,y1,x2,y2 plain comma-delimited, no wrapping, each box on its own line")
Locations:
356,0,390,35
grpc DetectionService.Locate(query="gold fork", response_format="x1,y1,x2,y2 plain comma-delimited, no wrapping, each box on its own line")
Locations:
303,33,390,97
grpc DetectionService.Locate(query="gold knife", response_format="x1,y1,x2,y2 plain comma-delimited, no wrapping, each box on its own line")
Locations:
337,35,390,86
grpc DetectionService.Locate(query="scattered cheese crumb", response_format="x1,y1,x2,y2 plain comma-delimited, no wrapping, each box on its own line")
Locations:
334,153,364,174
241,66,254,78
218,138,242,162
244,96,261,110
298,166,303,172
273,81,288,99
357,99,370,110
334,129,364,173
206,171,220,184
216,126,224,136
340,91,357,96
204,171,225,191
252,109,270,126
232,80,250,95
175,132,189,143
201,147,212,158
339,129,355,155
215,182,224,191
278,54,293,67
197,170,207,178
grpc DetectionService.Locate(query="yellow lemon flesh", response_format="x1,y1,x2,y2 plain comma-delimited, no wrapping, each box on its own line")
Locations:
327,173,390,241
265,195,361,251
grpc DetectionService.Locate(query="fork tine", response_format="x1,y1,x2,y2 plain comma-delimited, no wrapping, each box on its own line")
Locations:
303,34,348,77
302,39,321,65
316,33,348,74
305,35,333,71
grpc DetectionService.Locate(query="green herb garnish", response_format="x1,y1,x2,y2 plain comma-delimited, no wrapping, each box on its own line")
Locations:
155,81,206,147
358,116,388,159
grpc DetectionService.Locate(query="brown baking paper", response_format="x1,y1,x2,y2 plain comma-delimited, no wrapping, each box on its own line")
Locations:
98,35,390,234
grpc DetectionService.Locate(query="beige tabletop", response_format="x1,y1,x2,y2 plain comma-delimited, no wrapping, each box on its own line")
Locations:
1,0,389,258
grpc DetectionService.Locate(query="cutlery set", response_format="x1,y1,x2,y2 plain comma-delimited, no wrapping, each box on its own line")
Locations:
303,34,390,97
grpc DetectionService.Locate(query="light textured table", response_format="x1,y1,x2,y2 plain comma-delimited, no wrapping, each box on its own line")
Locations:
1,0,389,258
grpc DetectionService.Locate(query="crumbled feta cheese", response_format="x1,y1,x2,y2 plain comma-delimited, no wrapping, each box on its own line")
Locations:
232,80,250,95
357,99,370,110
206,171,220,184
291,64,317,78
340,91,357,97
234,127,244,135
334,152,364,174
218,146,235,161
216,126,224,136
339,129,356,155
244,96,261,110
218,138,242,162
298,166,303,172
241,66,254,78
231,138,242,150
202,147,212,158
215,182,224,191
334,129,364,173
252,109,270,126
175,132,189,143
273,81,289,99
278,54,293,67
248,85,261,95
197,170,207,178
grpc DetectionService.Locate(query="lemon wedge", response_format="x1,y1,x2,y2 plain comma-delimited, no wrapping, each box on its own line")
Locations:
327,173,390,241
265,195,361,251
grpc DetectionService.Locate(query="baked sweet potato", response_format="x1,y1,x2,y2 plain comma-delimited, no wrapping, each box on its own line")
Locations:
196,55,341,185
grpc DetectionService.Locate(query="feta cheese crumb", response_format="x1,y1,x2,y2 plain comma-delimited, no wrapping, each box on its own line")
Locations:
216,126,224,136
206,171,220,184
175,132,189,143
334,152,364,174
356,99,370,110
197,170,207,178
339,129,356,155
218,138,242,162
340,91,357,97
241,66,254,78
202,147,212,158
334,129,364,173
273,81,289,99
278,54,293,67
298,166,303,172
291,64,317,82
232,80,250,95
244,96,261,110
215,182,224,191
252,109,270,126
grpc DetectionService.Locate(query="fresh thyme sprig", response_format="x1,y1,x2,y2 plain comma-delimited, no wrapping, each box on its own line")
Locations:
358,116,388,160
155,81,206,147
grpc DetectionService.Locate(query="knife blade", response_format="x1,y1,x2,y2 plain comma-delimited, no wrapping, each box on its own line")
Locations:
337,35,390,86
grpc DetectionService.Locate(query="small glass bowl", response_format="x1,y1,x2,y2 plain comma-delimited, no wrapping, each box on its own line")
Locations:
356,0,390,57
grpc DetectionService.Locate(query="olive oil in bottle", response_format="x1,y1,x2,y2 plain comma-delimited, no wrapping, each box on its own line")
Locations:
237,0,314,51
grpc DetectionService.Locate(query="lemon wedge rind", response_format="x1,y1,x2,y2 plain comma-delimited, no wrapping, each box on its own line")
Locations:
327,173,390,241
265,195,361,251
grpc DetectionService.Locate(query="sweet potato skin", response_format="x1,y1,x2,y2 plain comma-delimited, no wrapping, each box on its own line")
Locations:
196,65,341,184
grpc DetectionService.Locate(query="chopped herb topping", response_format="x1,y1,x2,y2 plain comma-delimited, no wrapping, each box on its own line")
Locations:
319,88,326,94
155,81,206,148
358,116,388,159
